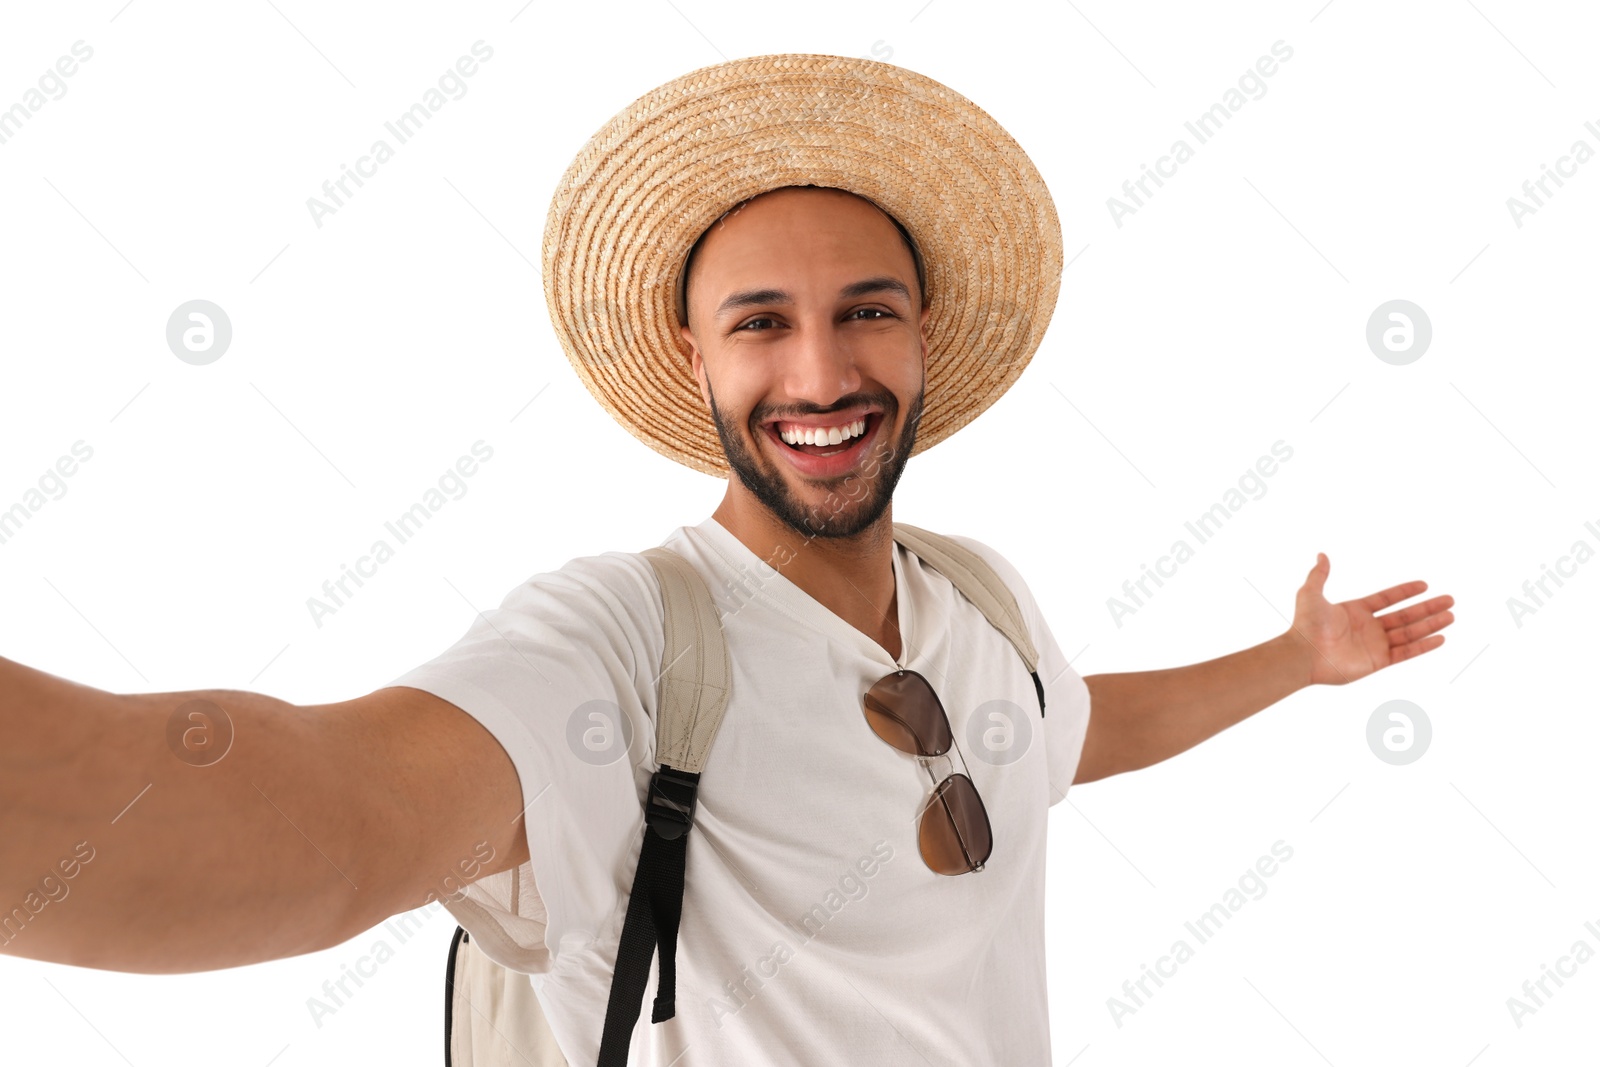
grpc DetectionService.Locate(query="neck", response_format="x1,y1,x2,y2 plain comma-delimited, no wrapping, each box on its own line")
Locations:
711,486,902,662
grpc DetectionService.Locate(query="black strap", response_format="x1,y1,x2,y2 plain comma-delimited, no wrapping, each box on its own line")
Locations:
596,766,700,1066
444,926,468,1067
1031,669,1046,717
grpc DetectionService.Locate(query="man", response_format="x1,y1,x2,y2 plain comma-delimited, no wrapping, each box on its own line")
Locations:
0,54,1453,1065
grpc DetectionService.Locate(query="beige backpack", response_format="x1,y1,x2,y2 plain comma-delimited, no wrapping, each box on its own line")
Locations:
444,523,1046,1066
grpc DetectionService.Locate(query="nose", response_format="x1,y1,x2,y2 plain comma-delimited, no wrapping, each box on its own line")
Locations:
781,312,863,409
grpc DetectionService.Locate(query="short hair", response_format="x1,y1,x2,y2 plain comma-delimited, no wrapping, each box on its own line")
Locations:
674,186,927,328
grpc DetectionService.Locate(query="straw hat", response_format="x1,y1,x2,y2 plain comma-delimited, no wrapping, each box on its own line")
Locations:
541,53,1063,477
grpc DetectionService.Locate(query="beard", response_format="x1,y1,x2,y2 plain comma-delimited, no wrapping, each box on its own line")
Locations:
706,378,925,541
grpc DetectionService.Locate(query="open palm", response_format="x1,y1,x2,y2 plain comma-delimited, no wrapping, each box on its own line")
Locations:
1291,553,1455,686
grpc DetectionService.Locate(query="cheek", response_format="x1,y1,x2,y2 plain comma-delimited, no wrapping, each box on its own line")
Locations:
707,363,768,420
885,361,924,408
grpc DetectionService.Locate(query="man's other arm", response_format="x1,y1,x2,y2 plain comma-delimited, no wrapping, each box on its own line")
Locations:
1072,554,1453,783
1073,631,1312,784
0,655,527,973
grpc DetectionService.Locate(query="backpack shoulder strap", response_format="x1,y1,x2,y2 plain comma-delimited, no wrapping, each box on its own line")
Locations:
640,545,733,772
891,522,1047,716
446,544,732,1067
596,544,731,1066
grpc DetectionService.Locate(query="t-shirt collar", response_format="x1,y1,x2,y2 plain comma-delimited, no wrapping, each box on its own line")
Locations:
691,515,914,672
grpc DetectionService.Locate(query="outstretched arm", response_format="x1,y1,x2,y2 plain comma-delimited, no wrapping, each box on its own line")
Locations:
0,657,527,973
1073,554,1455,784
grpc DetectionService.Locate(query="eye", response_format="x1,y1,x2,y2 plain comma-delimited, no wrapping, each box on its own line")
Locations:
735,308,893,332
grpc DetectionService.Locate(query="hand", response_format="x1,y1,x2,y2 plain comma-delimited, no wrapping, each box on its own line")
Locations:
1288,554,1455,686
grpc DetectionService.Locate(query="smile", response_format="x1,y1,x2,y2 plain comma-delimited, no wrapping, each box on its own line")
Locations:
762,411,886,478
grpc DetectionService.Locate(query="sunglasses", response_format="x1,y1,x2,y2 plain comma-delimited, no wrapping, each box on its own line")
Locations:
862,668,993,876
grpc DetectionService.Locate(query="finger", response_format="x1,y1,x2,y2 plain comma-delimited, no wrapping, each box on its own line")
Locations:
1358,579,1429,614
1378,594,1454,631
1388,610,1453,646
1389,633,1445,663
1303,553,1331,598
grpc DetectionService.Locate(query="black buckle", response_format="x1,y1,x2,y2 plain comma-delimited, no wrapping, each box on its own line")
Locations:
645,765,701,841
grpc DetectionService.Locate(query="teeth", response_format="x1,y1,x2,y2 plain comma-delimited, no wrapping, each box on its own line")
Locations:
780,417,866,446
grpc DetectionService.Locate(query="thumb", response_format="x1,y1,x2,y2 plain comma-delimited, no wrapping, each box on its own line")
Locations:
1303,552,1330,598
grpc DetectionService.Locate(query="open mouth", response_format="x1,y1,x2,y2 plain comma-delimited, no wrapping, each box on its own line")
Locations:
778,413,874,454
763,412,885,476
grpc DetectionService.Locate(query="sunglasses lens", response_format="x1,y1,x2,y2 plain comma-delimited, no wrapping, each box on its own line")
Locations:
919,773,992,875
863,670,952,758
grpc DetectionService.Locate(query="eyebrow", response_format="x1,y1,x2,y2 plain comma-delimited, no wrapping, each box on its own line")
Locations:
713,276,912,321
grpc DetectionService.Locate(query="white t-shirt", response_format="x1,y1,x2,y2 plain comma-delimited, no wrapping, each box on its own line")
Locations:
389,516,1092,1065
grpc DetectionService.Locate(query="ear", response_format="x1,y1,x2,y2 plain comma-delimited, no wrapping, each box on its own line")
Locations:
682,324,712,409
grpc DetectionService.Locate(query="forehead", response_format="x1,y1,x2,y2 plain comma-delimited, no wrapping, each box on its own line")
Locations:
714,185,892,230
679,187,912,314
723,185,889,235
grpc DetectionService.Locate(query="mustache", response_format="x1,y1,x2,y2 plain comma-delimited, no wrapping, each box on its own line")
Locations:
753,393,895,423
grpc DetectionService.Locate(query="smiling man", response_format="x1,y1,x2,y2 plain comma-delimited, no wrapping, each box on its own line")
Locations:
682,184,931,662
0,54,1456,1067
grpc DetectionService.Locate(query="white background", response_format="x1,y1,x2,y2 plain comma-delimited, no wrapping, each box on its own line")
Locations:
2,1,1596,1064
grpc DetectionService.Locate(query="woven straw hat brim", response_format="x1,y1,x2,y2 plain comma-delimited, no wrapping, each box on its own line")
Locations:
541,53,1064,478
